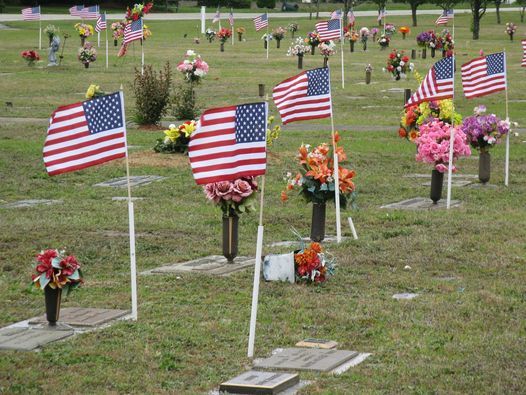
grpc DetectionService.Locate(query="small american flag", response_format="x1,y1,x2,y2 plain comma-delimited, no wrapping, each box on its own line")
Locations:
43,92,127,176
212,9,220,23
81,5,99,19
435,9,454,26
123,19,143,45
377,8,386,22
253,13,268,31
347,10,355,25
521,39,526,67
315,19,341,41
461,52,507,99
273,67,332,125
406,57,454,107
22,6,41,21
69,5,85,17
95,13,106,32
330,9,342,20
188,103,268,184
228,10,234,26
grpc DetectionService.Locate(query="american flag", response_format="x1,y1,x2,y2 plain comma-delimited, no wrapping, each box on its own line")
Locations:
81,5,99,19
272,67,332,125
212,9,220,23
123,19,143,45
461,52,507,99
347,10,355,25
521,39,526,67
188,102,268,184
330,9,342,20
43,92,127,176
228,10,234,26
95,13,106,32
377,8,386,22
69,5,85,17
253,13,268,31
21,6,41,21
315,19,341,41
435,9,454,25
405,57,454,107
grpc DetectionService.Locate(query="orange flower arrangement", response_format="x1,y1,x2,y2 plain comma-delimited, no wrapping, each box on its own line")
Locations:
294,242,334,283
399,26,410,39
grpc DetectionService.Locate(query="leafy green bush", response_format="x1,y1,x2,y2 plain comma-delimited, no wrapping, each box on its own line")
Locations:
132,62,172,125
257,0,276,9
197,0,251,8
172,83,198,120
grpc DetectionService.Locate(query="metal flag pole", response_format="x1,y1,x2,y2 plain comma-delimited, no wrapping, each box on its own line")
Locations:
231,9,234,46
328,66,342,242
98,31,100,47
340,16,344,89
119,88,138,321
446,56,455,209
266,15,269,60
504,49,510,186
105,13,109,69
247,101,269,357
141,19,144,75
39,18,42,50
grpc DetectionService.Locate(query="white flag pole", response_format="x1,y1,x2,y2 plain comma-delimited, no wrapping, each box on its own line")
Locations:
105,14,109,69
39,19,42,50
347,217,358,239
141,20,144,76
340,16,344,89
504,49,510,186
119,89,138,321
266,16,269,60
98,31,100,47
328,66,342,242
201,6,206,34
446,56,456,209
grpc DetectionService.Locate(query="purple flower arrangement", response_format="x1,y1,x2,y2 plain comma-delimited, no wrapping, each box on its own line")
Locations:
416,31,432,47
461,106,510,151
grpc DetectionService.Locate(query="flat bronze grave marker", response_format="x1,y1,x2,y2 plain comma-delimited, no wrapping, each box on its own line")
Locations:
219,371,299,395
0,327,73,351
392,293,419,300
142,255,255,276
295,339,338,349
1,199,63,209
404,173,478,179
29,308,129,327
469,183,497,189
254,348,358,373
94,175,166,188
421,179,473,187
381,197,461,210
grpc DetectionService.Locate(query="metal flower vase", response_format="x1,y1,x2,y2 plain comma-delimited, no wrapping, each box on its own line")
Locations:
220,42,224,52
44,286,62,326
297,54,303,69
310,202,326,242
222,212,239,263
430,169,444,204
479,150,491,184
350,41,354,52
310,44,316,55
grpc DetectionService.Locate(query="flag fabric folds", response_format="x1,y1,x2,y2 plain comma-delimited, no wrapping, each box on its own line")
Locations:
406,57,454,107
273,67,332,125
123,19,143,45
435,9,454,25
253,13,268,31
43,92,127,176
315,19,341,41
69,5,85,17
347,10,355,25
377,8,386,22
213,9,220,23
188,103,268,185
81,5,99,19
95,13,106,32
521,39,526,67
22,6,41,21
228,10,234,26
461,52,507,99
330,9,342,20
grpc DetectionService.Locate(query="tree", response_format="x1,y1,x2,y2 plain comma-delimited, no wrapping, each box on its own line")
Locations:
471,0,487,40
517,0,526,23
401,0,427,27
493,0,502,24
371,0,387,26
431,0,463,14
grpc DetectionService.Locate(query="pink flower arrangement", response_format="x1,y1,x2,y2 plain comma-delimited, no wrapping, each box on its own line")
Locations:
177,50,209,83
31,249,83,294
204,177,258,215
415,119,471,172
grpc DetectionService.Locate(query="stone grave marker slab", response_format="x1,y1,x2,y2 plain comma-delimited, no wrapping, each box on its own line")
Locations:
142,255,255,276
111,197,145,201
381,197,461,210
421,179,472,187
0,327,73,351
253,348,358,373
295,339,338,349
392,293,419,300
29,308,129,327
404,173,478,179
94,175,166,188
219,371,299,395
1,199,63,209
469,183,497,189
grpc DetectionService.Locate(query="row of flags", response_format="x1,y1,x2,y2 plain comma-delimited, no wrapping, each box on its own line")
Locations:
212,8,234,26
69,5,100,19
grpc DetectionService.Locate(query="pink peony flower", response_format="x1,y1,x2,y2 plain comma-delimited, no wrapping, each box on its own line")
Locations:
214,181,233,200
204,183,221,203
231,179,253,202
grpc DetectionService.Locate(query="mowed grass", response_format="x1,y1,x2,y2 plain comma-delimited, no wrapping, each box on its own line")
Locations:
1,13,526,394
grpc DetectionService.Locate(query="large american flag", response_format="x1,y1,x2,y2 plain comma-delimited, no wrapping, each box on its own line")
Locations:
330,9,342,20
273,67,332,125
315,19,341,41
435,9,454,25
188,103,268,184
95,13,106,32
81,5,99,19
406,57,454,107
461,52,507,99
43,92,127,176
253,13,268,31
347,10,355,25
123,19,143,45
521,39,526,67
22,6,41,21
69,5,85,17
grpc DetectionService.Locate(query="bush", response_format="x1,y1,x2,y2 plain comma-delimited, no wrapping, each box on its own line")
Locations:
172,83,198,120
197,0,251,8
133,62,172,125
257,0,276,9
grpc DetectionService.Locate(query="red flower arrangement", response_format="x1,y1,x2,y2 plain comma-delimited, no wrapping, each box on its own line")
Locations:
216,28,232,43
125,2,153,22
31,249,83,294
384,49,413,80
21,50,40,65
294,242,334,283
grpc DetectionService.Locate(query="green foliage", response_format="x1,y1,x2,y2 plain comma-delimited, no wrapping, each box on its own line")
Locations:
257,0,276,9
153,136,190,154
172,82,198,120
197,0,251,8
132,62,172,125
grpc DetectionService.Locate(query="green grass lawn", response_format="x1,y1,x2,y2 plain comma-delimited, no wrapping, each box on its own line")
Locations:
1,12,525,394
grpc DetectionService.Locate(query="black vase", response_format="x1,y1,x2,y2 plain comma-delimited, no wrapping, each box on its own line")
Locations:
264,40,267,49
430,169,444,204
238,33,242,41
310,202,326,242
276,39,281,48
297,54,303,69
363,41,367,51
114,39,117,46
323,56,328,68
222,213,239,263
422,48,427,59
311,44,315,55
44,286,62,326
350,41,354,52
479,150,491,184
431,47,436,58
411,49,416,59
365,70,371,84
220,42,224,52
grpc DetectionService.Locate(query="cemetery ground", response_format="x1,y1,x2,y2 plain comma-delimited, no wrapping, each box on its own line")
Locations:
1,12,526,394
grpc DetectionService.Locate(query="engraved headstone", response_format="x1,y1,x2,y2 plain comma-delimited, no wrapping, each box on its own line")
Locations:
392,293,419,300
29,308,129,327
0,327,73,351
142,255,254,276
219,371,299,395
254,348,358,372
381,197,461,210
94,175,166,188
1,199,63,209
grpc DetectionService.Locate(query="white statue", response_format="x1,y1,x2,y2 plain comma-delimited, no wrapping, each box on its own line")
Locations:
47,35,60,67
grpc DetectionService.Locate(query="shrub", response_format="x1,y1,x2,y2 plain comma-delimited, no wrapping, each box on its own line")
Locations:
172,82,198,120
257,0,276,9
133,62,172,125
